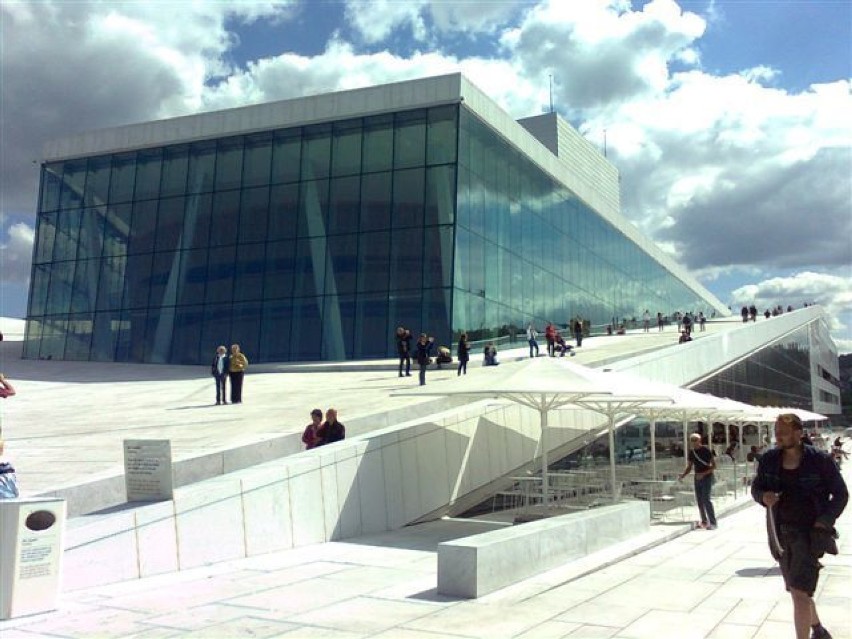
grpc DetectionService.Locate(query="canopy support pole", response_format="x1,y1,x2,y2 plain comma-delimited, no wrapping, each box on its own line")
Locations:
540,404,549,514
609,412,618,503
650,417,657,482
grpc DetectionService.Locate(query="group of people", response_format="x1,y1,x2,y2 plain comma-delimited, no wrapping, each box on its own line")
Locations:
210,344,249,405
395,326,502,386
301,408,346,449
526,320,583,359
740,303,803,322
679,415,847,639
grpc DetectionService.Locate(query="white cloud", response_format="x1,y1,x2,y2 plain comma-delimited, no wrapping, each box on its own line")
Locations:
0,222,35,284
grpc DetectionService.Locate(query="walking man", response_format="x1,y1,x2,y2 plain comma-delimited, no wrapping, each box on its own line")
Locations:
752,413,847,639
526,323,539,358
678,433,718,529
211,345,229,405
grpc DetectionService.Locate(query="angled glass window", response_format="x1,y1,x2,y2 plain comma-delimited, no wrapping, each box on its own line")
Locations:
215,137,244,192
233,241,266,303
427,105,457,166
271,129,301,184
155,196,186,253
128,200,158,255
28,265,51,316
185,192,213,250
327,175,360,235
209,190,241,247
354,293,389,358
243,132,273,188
389,227,422,291
59,160,87,211
423,225,453,289
34,211,58,264
134,148,163,201
297,179,329,238
40,164,63,213
290,296,322,360
187,141,217,194
425,165,456,227
264,240,296,300
332,119,362,177
268,183,299,241
102,203,131,257
170,305,204,364
54,208,83,262
301,124,331,180
161,145,189,197
147,251,178,309
293,237,325,298
70,257,98,313
77,206,106,261
392,168,424,229
238,186,270,244
362,113,393,174
109,153,136,204
205,245,236,304
200,304,233,361
175,248,208,307
122,252,154,309
325,233,357,296
259,299,292,361
357,231,389,293
232,302,262,362
360,171,391,232
84,156,111,208
394,109,426,169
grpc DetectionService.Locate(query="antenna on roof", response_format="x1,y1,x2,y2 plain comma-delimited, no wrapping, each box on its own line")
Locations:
548,74,554,114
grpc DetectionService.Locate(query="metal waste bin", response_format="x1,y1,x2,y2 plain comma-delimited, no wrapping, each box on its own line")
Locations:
0,497,66,620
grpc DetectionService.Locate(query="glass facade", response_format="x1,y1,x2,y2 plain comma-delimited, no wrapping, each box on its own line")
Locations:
25,102,718,365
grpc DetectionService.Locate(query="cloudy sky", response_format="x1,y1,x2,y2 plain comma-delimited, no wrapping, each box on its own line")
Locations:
1,0,850,352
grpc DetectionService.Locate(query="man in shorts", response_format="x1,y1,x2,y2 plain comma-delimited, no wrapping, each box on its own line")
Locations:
752,413,848,639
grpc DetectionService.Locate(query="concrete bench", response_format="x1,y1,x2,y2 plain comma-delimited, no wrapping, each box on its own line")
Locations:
437,501,649,598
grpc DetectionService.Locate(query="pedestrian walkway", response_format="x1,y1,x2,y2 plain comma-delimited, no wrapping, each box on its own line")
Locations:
3,465,849,638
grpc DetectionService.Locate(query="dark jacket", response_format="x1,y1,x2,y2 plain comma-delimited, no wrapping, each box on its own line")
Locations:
752,445,848,528
211,354,229,377
318,420,345,446
415,340,432,366
396,332,412,357
457,339,470,363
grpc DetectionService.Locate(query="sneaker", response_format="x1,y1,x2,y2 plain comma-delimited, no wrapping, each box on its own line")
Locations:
811,625,832,639
706,524,717,530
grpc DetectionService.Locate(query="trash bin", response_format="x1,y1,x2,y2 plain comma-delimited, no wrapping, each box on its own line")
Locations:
0,497,66,620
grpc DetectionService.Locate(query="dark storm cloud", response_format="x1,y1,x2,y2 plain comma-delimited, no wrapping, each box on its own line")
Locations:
654,147,852,271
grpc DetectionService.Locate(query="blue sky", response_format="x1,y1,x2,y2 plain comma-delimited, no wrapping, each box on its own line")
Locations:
1,0,850,351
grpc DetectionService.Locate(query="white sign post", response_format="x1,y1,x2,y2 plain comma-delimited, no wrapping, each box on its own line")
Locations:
124,439,173,502
0,497,66,620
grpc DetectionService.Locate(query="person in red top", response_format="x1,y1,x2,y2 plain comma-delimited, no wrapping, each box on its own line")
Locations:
0,374,15,399
302,409,323,450
544,323,556,357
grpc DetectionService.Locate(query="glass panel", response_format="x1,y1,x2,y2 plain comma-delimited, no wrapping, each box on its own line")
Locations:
422,287,451,344
243,132,273,188
423,225,453,289
427,105,457,165
233,241,265,302
362,113,393,174
187,140,217,194
155,196,186,253
39,316,68,361
175,248,208,306
354,293,389,358
268,183,299,241
185,192,213,249
233,302,263,361
134,148,163,201
147,251,177,309
271,129,301,184
357,230,389,293
64,313,93,360
239,186,269,244
200,304,233,363
128,200,158,255
264,240,295,300
301,123,331,180
40,164,63,212
215,138,244,191
325,233,357,295
332,119,362,177
297,179,329,238
327,175,360,235
59,160,87,210
28,265,50,316
388,291,421,337
90,310,119,361
392,168,424,229
109,153,136,204
122,252,153,309
359,171,391,232
76,208,105,261
171,305,204,364
161,145,189,197
394,109,426,169
467,232,485,298
205,245,236,303
389,227,422,291
209,190,241,247
259,299,292,361
84,156,111,208
34,211,57,264
102,203,131,257
290,296,322,360
321,294,355,360
425,165,455,226
293,237,325,298
53,208,82,262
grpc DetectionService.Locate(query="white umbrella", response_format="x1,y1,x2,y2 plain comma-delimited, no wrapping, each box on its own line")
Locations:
392,358,675,510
